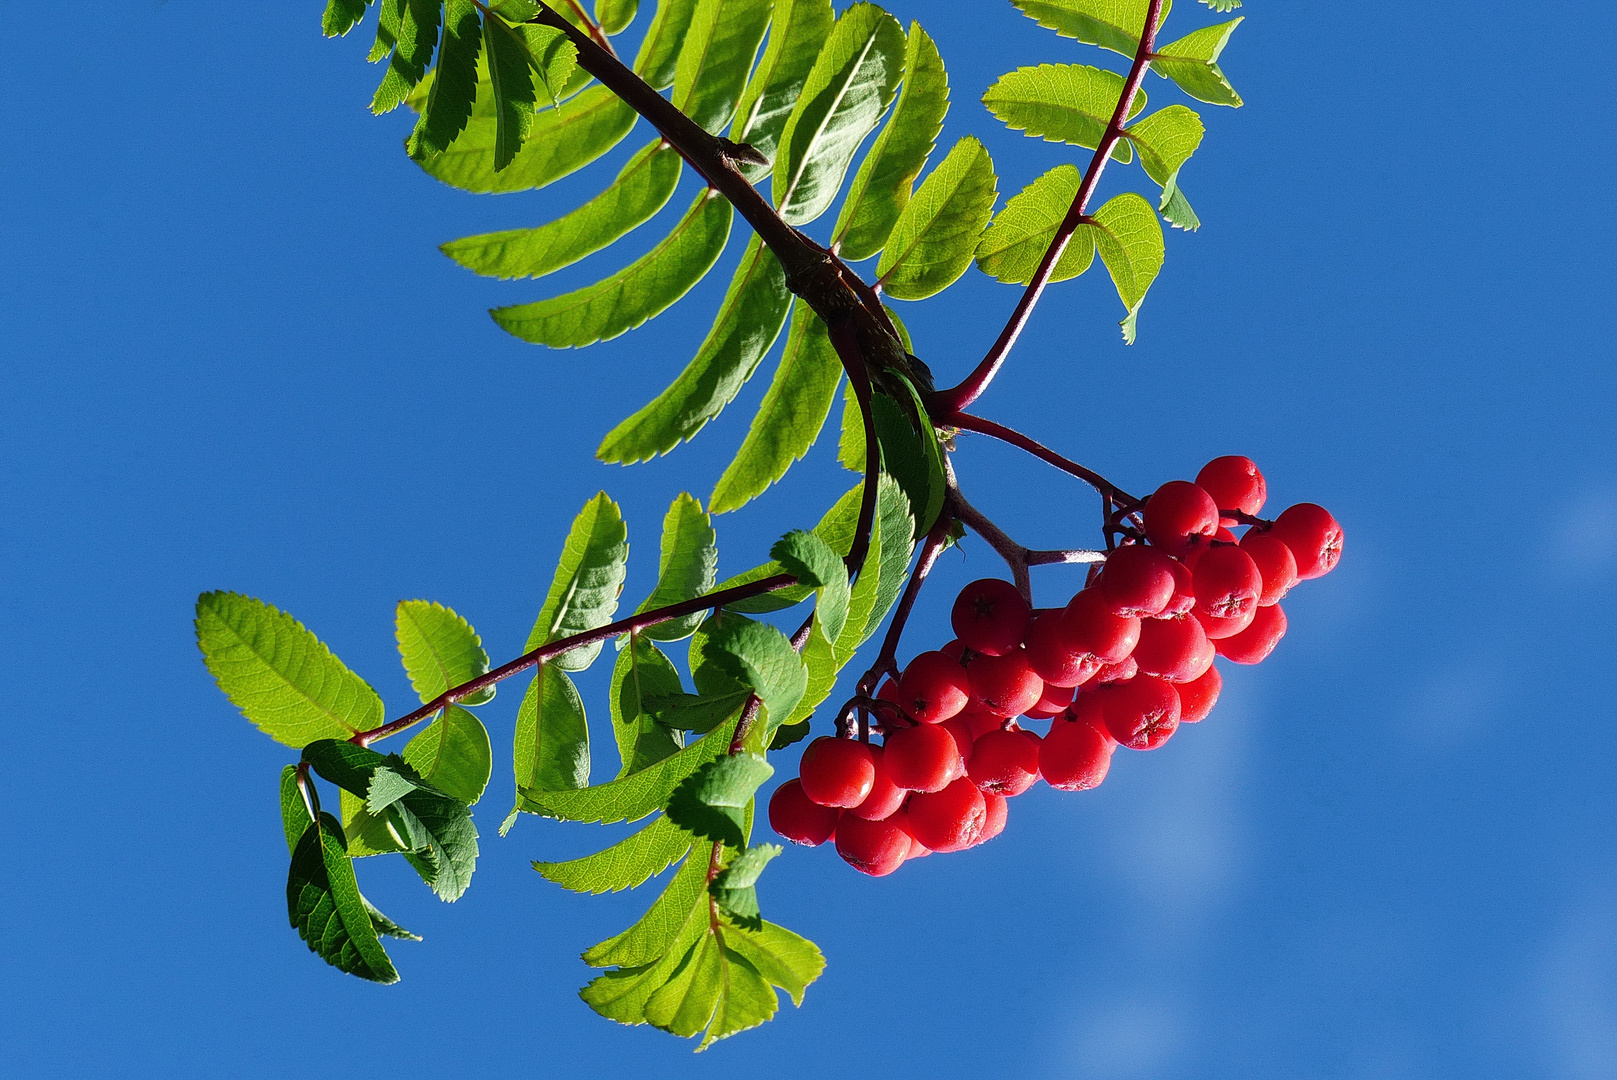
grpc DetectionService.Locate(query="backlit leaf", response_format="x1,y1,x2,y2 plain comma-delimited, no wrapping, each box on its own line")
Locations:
730,0,836,181
534,812,693,894
1124,104,1205,229
708,843,781,930
596,0,638,35
665,753,774,849
287,814,399,984
280,765,313,855
974,164,1096,284
371,0,441,114
406,0,481,160
395,599,492,706
525,491,629,671
511,664,591,808
634,0,700,90
771,530,849,644
583,849,708,967
982,63,1145,162
610,633,686,777
876,136,998,301
673,0,773,135
403,705,492,805
482,14,539,170
630,494,719,643
698,616,808,733
1008,0,1171,58
1153,17,1243,107
323,0,372,38
1081,191,1164,343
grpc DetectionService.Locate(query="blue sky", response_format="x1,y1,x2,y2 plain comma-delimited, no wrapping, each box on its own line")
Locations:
4,1,1616,1076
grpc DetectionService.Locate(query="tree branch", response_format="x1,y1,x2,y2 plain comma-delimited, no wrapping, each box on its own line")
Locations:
930,0,1166,414
946,411,1140,506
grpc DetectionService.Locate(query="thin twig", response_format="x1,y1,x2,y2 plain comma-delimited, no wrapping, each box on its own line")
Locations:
947,411,1140,506
855,510,957,698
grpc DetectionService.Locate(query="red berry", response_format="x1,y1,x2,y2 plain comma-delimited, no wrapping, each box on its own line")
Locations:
768,779,840,846
1194,603,1256,641
846,744,906,821
1157,558,1197,618
1040,717,1114,790
1176,665,1222,723
939,716,975,780
1267,503,1343,580
1133,613,1213,683
798,737,876,807
1088,655,1138,684
906,777,988,853
1195,456,1267,526
895,650,970,724
972,792,1009,846
1239,532,1299,606
889,808,932,859
1098,675,1181,750
961,710,1006,739
1215,602,1287,664
1067,691,1113,743
940,638,970,662
884,723,961,793
967,728,1041,796
1180,527,1237,570
1025,610,1100,688
951,578,1032,656
876,677,901,705
1023,680,1076,719
967,650,1045,718
1096,544,1178,617
1192,545,1264,620
1061,588,1142,663
834,814,910,876
1142,481,1220,558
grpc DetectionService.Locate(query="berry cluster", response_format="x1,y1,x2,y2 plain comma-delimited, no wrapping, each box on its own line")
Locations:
768,456,1342,876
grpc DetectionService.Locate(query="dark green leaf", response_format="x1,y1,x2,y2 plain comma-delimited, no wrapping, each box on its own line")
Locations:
280,765,313,855
583,848,708,967
482,14,539,171
833,21,949,261
493,192,733,348
1009,0,1172,58
982,63,1145,161
441,140,682,280
596,236,790,464
525,491,629,671
511,664,592,810
881,375,947,534
323,0,372,38
196,592,382,748
767,720,811,750
650,691,751,734
635,493,719,642
417,83,637,194
1125,104,1205,229
371,0,441,114
699,617,808,733
363,896,422,940
974,163,1096,285
730,0,836,181
395,599,492,706
633,0,699,90
709,843,781,930
287,814,398,983
534,812,693,894
665,753,773,850
1082,191,1164,343
517,712,741,824
773,3,906,226
403,706,492,805
596,0,638,35
1154,17,1243,107
771,529,849,643
673,0,773,135
406,0,482,160
876,136,998,301
709,302,841,513
610,634,687,777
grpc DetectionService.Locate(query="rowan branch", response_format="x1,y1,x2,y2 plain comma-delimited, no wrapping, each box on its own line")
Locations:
946,411,1140,506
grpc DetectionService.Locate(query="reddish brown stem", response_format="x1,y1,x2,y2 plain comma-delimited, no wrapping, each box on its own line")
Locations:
947,411,1140,506
855,510,957,699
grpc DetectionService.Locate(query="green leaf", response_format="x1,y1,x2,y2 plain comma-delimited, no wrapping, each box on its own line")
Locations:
699,615,808,734
777,619,839,731
518,23,580,109
974,164,1096,284
1202,0,1241,11
723,920,824,1008
709,302,842,513
417,83,637,194
287,814,399,984
832,21,949,261
1153,17,1243,107
511,664,591,806
582,898,710,1026
441,139,682,280
1081,191,1165,343
280,765,313,855
583,849,709,967
596,0,638,35
339,787,406,858
635,493,719,642
1124,104,1205,229
634,0,700,90
773,3,906,226
709,843,781,930
880,375,947,535
403,706,492,805
652,933,780,1049
489,0,542,18
196,592,382,748
493,192,733,348
673,0,773,135
525,491,629,671
610,634,686,777
323,0,372,38
730,0,836,181
875,136,997,301
395,600,493,706
368,0,399,62
371,0,441,114
649,691,751,734
363,896,422,941
665,753,773,850
1009,0,1172,58
596,236,791,464
407,0,482,160
770,530,849,644
482,14,539,171
534,812,693,894
982,64,1145,162
859,473,916,643
518,712,741,824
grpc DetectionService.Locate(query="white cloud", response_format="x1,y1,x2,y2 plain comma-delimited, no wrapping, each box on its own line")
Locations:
1061,999,1185,1080
1549,487,1617,577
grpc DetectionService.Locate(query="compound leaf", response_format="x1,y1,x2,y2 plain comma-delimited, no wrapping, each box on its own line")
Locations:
196,592,381,748
534,812,693,894
709,301,841,514
442,139,682,280
673,0,773,135
730,0,836,181
1080,191,1164,343
482,13,539,171
982,63,1144,162
773,3,905,226
403,705,492,805
635,493,719,642
634,0,700,89
493,192,733,348
526,491,629,671
395,599,493,706
610,633,686,777
287,814,399,984
1009,0,1171,58
1154,17,1243,107
876,135,997,301
833,21,949,261
974,163,1095,285
406,0,481,160
597,236,790,464
665,753,773,849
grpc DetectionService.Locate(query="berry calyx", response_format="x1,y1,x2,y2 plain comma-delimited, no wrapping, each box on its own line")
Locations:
1215,602,1287,664
834,814,911,876
1040,716,1114,790
966,650,1045,718
967,728,1041,796
798,736,877,808
1267,503,1343,579
1098,675,1182,750
1192,545,1264,620
768,779,840,846
1096,544,1178,617
951,578,1032,657
1195,455,1267,525
1239,531,1299,606
895,650,970,724
846,744,907,821
1062,588,1142,663
884,723,962,793
1142,481,1220,557
906,777,988,853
